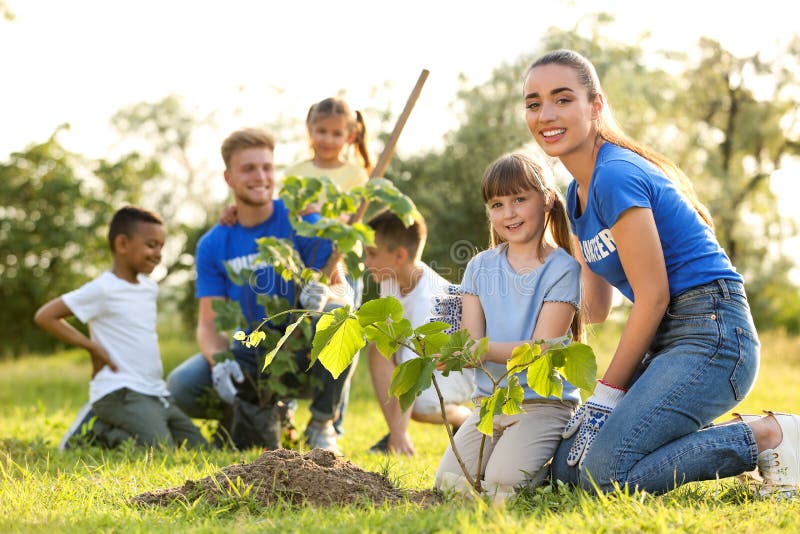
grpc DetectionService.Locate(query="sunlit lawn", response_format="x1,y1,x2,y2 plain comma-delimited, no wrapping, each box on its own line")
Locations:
2,321,800,532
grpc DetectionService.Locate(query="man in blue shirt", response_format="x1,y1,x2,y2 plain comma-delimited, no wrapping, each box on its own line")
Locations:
167,128,349,454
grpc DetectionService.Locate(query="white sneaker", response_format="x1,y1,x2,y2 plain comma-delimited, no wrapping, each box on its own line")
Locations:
304,419,342,456
732,413,763,484
757,411,800,497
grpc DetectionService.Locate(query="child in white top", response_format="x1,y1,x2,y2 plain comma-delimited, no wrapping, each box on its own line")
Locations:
364,210,475,456
34,206,206,449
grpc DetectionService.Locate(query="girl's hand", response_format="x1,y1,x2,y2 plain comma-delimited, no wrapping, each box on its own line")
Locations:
219,204,238,226
388,432,415,456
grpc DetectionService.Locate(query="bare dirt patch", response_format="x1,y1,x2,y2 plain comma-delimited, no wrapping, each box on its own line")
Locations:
131,448,441,508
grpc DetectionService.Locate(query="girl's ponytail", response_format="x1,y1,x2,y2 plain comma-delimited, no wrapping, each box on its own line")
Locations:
353,110,372,173
546,190,584,342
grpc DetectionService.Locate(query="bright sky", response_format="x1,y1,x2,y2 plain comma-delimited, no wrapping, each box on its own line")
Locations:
2,0,799,274
2,0,797,161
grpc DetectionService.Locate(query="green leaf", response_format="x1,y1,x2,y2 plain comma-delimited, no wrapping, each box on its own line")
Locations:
472,336,490,363
256,294,292,318
506,342,541,373
299,315,314,342
299,268,320,284
211,299,245,332
437,329,475,373
279,175,323,214
526,352,563,399
266,349,299,377
477,389,505,436
364,324,400,359
414,321,450,336
359,179,421,227
388,196,420,227
366,318,414,359
421,332,450,357
262,313,308,371
351,222,375,246
356,296,404,327
553,342,597,395
389,358,436,412
253,236,306,286
343,251,364,279
389,359,422,397
502,375,525,416
390,318,414,341
439,329,473,359
311,307,365,379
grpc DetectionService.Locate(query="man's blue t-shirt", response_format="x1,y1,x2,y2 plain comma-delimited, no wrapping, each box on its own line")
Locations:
195,199,332,326
566,143,742,301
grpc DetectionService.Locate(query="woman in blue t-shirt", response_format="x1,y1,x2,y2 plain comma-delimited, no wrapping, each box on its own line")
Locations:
523,49,799,496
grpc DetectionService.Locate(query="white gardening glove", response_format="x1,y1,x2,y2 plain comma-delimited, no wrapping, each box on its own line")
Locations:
211,359,245,405
327,281,355,309
431,284,463,334
299,280,332,312
562,381,626,468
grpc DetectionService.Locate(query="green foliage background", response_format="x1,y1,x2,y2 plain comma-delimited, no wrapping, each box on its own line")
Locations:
2,14,800,357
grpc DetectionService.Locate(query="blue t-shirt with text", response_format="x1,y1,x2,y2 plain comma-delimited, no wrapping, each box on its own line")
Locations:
566,143,742,301
195,199,332,327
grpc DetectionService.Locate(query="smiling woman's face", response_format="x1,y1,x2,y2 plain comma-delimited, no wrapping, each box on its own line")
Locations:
523,63,601,160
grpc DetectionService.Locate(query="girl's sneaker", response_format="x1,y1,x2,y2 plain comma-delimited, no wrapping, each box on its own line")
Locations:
757,411,800,497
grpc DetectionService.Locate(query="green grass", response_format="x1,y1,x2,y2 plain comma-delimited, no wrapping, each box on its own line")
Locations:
2,323,800,532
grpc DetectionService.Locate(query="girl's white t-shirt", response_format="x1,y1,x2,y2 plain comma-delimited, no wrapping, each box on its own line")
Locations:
62,271,170,404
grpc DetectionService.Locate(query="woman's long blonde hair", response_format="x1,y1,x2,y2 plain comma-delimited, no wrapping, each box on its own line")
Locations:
481,153,584,341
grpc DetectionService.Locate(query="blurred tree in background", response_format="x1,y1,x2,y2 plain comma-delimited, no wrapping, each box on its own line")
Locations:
0,129,110,355
3,13,799,357
391,14,800,332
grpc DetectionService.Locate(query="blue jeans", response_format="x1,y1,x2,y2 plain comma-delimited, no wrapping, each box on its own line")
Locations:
552,279,761,494
166,348,354,423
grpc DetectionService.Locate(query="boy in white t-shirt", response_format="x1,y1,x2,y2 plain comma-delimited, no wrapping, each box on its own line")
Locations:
364,210,475,455
34,206,206,449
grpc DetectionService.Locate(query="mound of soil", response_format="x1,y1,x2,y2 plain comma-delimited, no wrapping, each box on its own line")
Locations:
131,448,441,508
